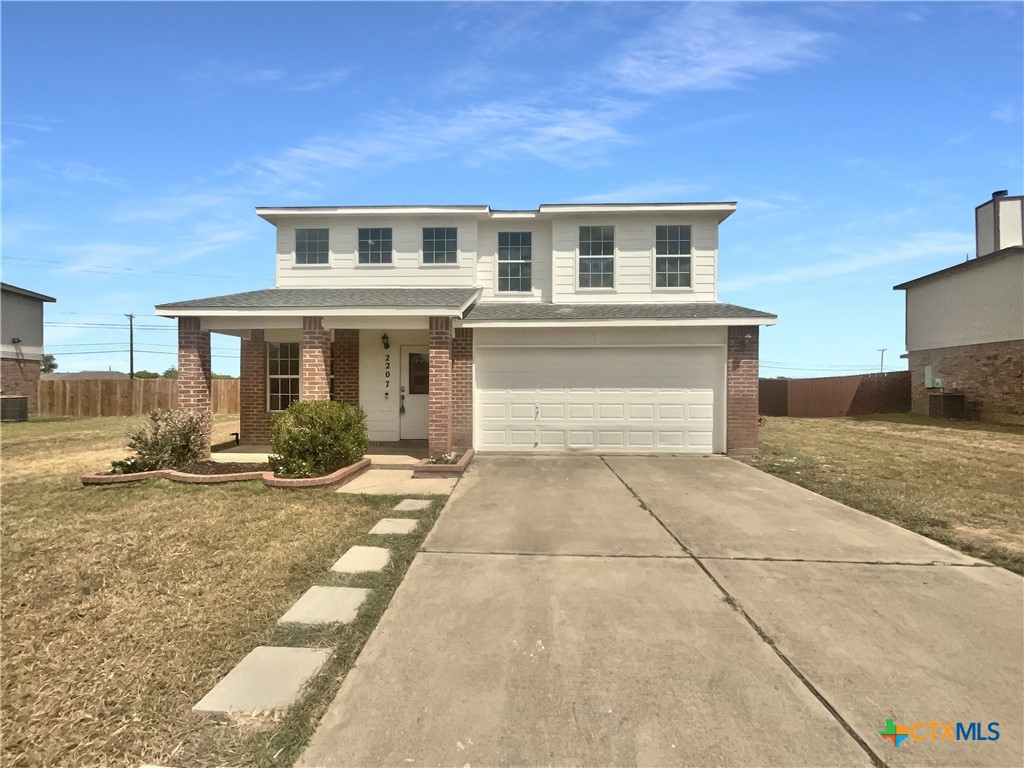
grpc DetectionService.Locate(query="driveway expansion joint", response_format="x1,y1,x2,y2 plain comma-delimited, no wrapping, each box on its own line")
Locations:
418,548,687,559
698,555,996,567
599,455,889,768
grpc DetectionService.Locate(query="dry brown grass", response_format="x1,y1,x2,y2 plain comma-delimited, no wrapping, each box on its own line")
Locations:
0,416,410,767
745,414,1024,573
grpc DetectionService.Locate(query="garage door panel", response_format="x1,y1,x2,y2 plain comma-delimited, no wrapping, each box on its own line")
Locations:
476,346,720,454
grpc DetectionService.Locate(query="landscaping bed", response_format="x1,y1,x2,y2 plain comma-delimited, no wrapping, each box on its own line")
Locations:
0,415,447,767
742,414,1024,574
182,460,271,474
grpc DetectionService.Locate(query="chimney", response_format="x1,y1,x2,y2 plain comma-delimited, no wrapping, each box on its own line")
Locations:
975,190,1022,257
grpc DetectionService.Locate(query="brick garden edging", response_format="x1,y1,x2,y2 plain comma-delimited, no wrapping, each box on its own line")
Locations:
82,458,371,489
411,449,474,478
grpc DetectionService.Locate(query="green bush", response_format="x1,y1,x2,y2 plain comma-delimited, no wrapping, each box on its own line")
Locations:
268,400,368,478
110,409,212,473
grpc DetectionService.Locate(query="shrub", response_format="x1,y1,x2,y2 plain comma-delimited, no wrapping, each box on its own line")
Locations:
268,400,368,478
110,409,212,473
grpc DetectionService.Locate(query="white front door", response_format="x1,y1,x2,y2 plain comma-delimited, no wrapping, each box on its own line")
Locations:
399,346,429,440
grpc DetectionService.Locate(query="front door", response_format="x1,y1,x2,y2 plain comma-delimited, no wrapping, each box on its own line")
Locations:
400,346,429,440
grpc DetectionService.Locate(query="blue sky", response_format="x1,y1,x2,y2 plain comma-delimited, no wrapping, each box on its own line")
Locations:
2,1,1021,377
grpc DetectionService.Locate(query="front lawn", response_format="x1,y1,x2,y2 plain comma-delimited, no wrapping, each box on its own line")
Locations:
744,414,1024,574
1,416,444,767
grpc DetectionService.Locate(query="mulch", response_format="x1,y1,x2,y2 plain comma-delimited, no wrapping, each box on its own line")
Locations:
178,460,270,475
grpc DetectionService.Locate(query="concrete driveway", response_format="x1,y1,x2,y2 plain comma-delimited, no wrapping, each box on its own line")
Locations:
298,456,1023,768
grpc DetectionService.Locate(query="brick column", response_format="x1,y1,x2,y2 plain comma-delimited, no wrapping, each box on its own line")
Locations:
1,357,42,413
240,330,271,444
177,317,212,454
301,317,331,401
727,326,759,455
452,328,474,449
428,317,453,455
331,330,360,405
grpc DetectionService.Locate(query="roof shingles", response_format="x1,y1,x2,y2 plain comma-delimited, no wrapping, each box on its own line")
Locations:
463,302,776,321
157,287,479,310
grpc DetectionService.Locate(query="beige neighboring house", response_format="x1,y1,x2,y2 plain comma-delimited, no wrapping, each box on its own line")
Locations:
894,191,1024,424
1,283,57,413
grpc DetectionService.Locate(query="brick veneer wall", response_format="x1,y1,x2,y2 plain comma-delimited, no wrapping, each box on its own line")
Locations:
301,317,331,401
331,330,359,406
428,317,453,455
452,327,473,449
240,330,270,444
727,326,759,454
1,356,42,412
177,317,213,453
908,339,1024,424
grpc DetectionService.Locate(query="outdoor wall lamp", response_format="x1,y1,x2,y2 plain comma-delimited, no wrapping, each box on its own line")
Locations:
11,338,22,344
381,333,390,350
743,333,753,348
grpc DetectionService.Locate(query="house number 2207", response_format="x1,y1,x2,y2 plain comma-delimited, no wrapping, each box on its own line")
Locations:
384,354,391,389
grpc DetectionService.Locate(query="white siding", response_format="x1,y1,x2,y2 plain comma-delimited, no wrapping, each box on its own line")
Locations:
275,217,479,288
0,291,47,360
475,219,553,301
550,213,719,303
905,252,1024,351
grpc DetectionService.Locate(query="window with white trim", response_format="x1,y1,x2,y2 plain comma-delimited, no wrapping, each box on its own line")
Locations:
268,342,300,411
655,225,692,288
578,225,614,288
497,231,532,292
358,227,393,264
295,228,329,265
422,227,457,264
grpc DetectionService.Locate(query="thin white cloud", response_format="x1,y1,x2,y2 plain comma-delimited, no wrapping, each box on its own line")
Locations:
571,181,706,204
288,68,351,93
720,231,974,292
604,4,829,94
112,192,247,223
188,61,285,86
35,161,125,186
992,103,1016,124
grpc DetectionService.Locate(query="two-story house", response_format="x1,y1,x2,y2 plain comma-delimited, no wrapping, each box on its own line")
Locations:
156,202,776,455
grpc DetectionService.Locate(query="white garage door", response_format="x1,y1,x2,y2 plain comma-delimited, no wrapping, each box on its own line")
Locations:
475,346,719,453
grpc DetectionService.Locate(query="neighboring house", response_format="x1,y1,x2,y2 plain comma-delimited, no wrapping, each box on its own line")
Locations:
156,202,776,455
894,191,1024,424
40,371,130,381
1,283,56,412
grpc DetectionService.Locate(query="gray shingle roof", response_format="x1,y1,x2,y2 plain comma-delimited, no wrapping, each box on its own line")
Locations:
463,302,776,321
157,287,480,310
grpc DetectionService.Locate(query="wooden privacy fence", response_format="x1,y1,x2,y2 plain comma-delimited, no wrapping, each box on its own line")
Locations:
36,378,240,417
759,371,911,418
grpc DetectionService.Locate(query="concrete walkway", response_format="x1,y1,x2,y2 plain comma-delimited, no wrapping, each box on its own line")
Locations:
298,456,1023,767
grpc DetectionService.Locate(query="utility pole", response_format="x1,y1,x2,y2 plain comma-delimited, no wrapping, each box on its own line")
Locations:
125,313,135,378
877,348,887,374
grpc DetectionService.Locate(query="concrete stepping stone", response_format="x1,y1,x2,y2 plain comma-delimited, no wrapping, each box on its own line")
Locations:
193,646,331,714
278,586,370,625
331,545,390,574
369,518,419,535
393,498,432,512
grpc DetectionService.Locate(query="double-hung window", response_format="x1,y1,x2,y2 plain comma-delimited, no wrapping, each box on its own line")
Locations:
268,342,300,412
358,227,393,264
422,227,457,264
497,231,532,292
578,225,614,288
654,225,692,288
295,228,329,265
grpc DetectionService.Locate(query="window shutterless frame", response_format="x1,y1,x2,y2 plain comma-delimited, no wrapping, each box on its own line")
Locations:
358,227,393,265
654,224,692,289
295,228,329,265
422,227,458,264
497,231,532,292
578,225,615,289
267,342,300,412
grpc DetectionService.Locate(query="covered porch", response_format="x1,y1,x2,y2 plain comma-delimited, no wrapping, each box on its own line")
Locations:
155,288,480,457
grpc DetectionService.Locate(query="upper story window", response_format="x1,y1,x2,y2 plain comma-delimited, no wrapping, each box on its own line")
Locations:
578,225,614,289
267,342,300,412
497,231,532,292
655,225,692,288
358,227,393,265
295,228,329,265
422,227,457,264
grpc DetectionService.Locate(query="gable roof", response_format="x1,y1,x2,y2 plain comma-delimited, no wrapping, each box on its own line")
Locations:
1,282,56,302
893,246,1024,291
463,302,776,324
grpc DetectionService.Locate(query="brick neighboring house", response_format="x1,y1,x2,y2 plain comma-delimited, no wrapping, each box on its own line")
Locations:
156,202,776,455
894,191,1024,425
1,283,56,413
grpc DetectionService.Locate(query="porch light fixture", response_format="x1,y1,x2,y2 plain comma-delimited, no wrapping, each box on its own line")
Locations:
381,333,390,350
743,333,753,348
11,338,22,344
